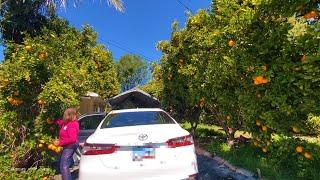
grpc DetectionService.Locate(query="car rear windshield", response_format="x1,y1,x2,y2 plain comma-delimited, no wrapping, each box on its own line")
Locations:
100,111,175,128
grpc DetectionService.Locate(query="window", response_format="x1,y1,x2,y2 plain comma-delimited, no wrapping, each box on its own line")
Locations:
100,111,175,129
79,115,105,130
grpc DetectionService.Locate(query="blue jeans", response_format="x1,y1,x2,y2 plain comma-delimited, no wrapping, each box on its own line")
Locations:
60,144,77,180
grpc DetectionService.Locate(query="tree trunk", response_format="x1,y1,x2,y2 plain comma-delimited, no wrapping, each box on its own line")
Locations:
226,127,236,148
190,121,199,137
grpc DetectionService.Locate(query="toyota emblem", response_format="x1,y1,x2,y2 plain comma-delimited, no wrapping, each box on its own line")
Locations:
138,134,148,141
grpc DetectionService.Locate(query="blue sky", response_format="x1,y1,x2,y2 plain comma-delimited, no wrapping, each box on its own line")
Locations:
0,0,212,62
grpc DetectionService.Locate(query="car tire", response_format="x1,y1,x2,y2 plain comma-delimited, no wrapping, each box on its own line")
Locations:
73,146,82,167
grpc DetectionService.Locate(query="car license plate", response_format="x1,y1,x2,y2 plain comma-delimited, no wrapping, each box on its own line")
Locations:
132,146,155,161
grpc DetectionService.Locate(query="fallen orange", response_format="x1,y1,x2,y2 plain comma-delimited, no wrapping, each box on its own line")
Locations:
304,152,312,159
295,146,303,153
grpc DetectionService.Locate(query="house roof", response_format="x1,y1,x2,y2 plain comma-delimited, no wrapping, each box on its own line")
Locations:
107,88,160,108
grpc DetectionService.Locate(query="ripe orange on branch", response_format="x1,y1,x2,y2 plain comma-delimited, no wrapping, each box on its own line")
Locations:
178,59,184,67
261,125,268,132
47,118,54,125
295,146,303,153
24,45,32,52
256,119,262,126
304,152,312,160
199,97,205,108
253,76,269,85
304,10,318,19
292,126,300,133
228,39,236,47
38,52,48,60
262,147,268,153
38,99,45,105
300,55,308,62
7,97,14,104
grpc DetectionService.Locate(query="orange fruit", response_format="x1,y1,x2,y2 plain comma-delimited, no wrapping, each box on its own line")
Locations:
309,11,317,18
55,147,62,153
295,146,303,153
199,101,205,108
7,97,14,104
38,99,45,105
262,147,268,153
228,39,236,47
304,152,312,159
42,177,48,180
304,13,311,19
292,126,300,133
47,118,54,125
256,119,262,126
25,45,32,52
178,59,184,66
300,55,307,62
12,99,19,106
38,52,48,60
199,97,205,108
266,141,272,146
51,145,57,151
38,144,43,148
253,76,269,85
39,54,45,60
261,125,268,132
48,144,54,150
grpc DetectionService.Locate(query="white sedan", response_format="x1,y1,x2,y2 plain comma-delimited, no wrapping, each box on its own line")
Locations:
79,108,198,180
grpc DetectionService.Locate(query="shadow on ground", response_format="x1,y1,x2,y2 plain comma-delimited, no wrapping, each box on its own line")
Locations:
197,154,256,180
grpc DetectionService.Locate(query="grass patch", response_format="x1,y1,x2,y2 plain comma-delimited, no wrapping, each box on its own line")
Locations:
183,123,320,180
181,122,226,138
208,141,294,179
181,122,251,139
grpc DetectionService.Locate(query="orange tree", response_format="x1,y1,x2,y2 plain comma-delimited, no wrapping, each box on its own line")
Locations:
140,63,163,101
216,0,320,141
0,18,119,177
158,0,320,177
157,11,245,141
217,0,320,176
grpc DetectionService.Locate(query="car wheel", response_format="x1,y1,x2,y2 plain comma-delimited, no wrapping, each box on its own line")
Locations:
72,146,82,167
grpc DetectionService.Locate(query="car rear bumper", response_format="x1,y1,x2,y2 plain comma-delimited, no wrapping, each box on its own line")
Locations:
79,162,197,180
79,146,198,180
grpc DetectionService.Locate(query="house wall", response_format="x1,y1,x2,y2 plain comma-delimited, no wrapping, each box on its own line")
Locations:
79,96,106,114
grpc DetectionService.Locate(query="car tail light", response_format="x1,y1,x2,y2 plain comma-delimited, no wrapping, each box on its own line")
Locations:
188,173,198,179
167,135,194,148
82,143,118,155
189,173,198,177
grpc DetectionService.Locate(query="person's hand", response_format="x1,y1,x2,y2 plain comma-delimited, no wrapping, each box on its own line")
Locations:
53,139,60,146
